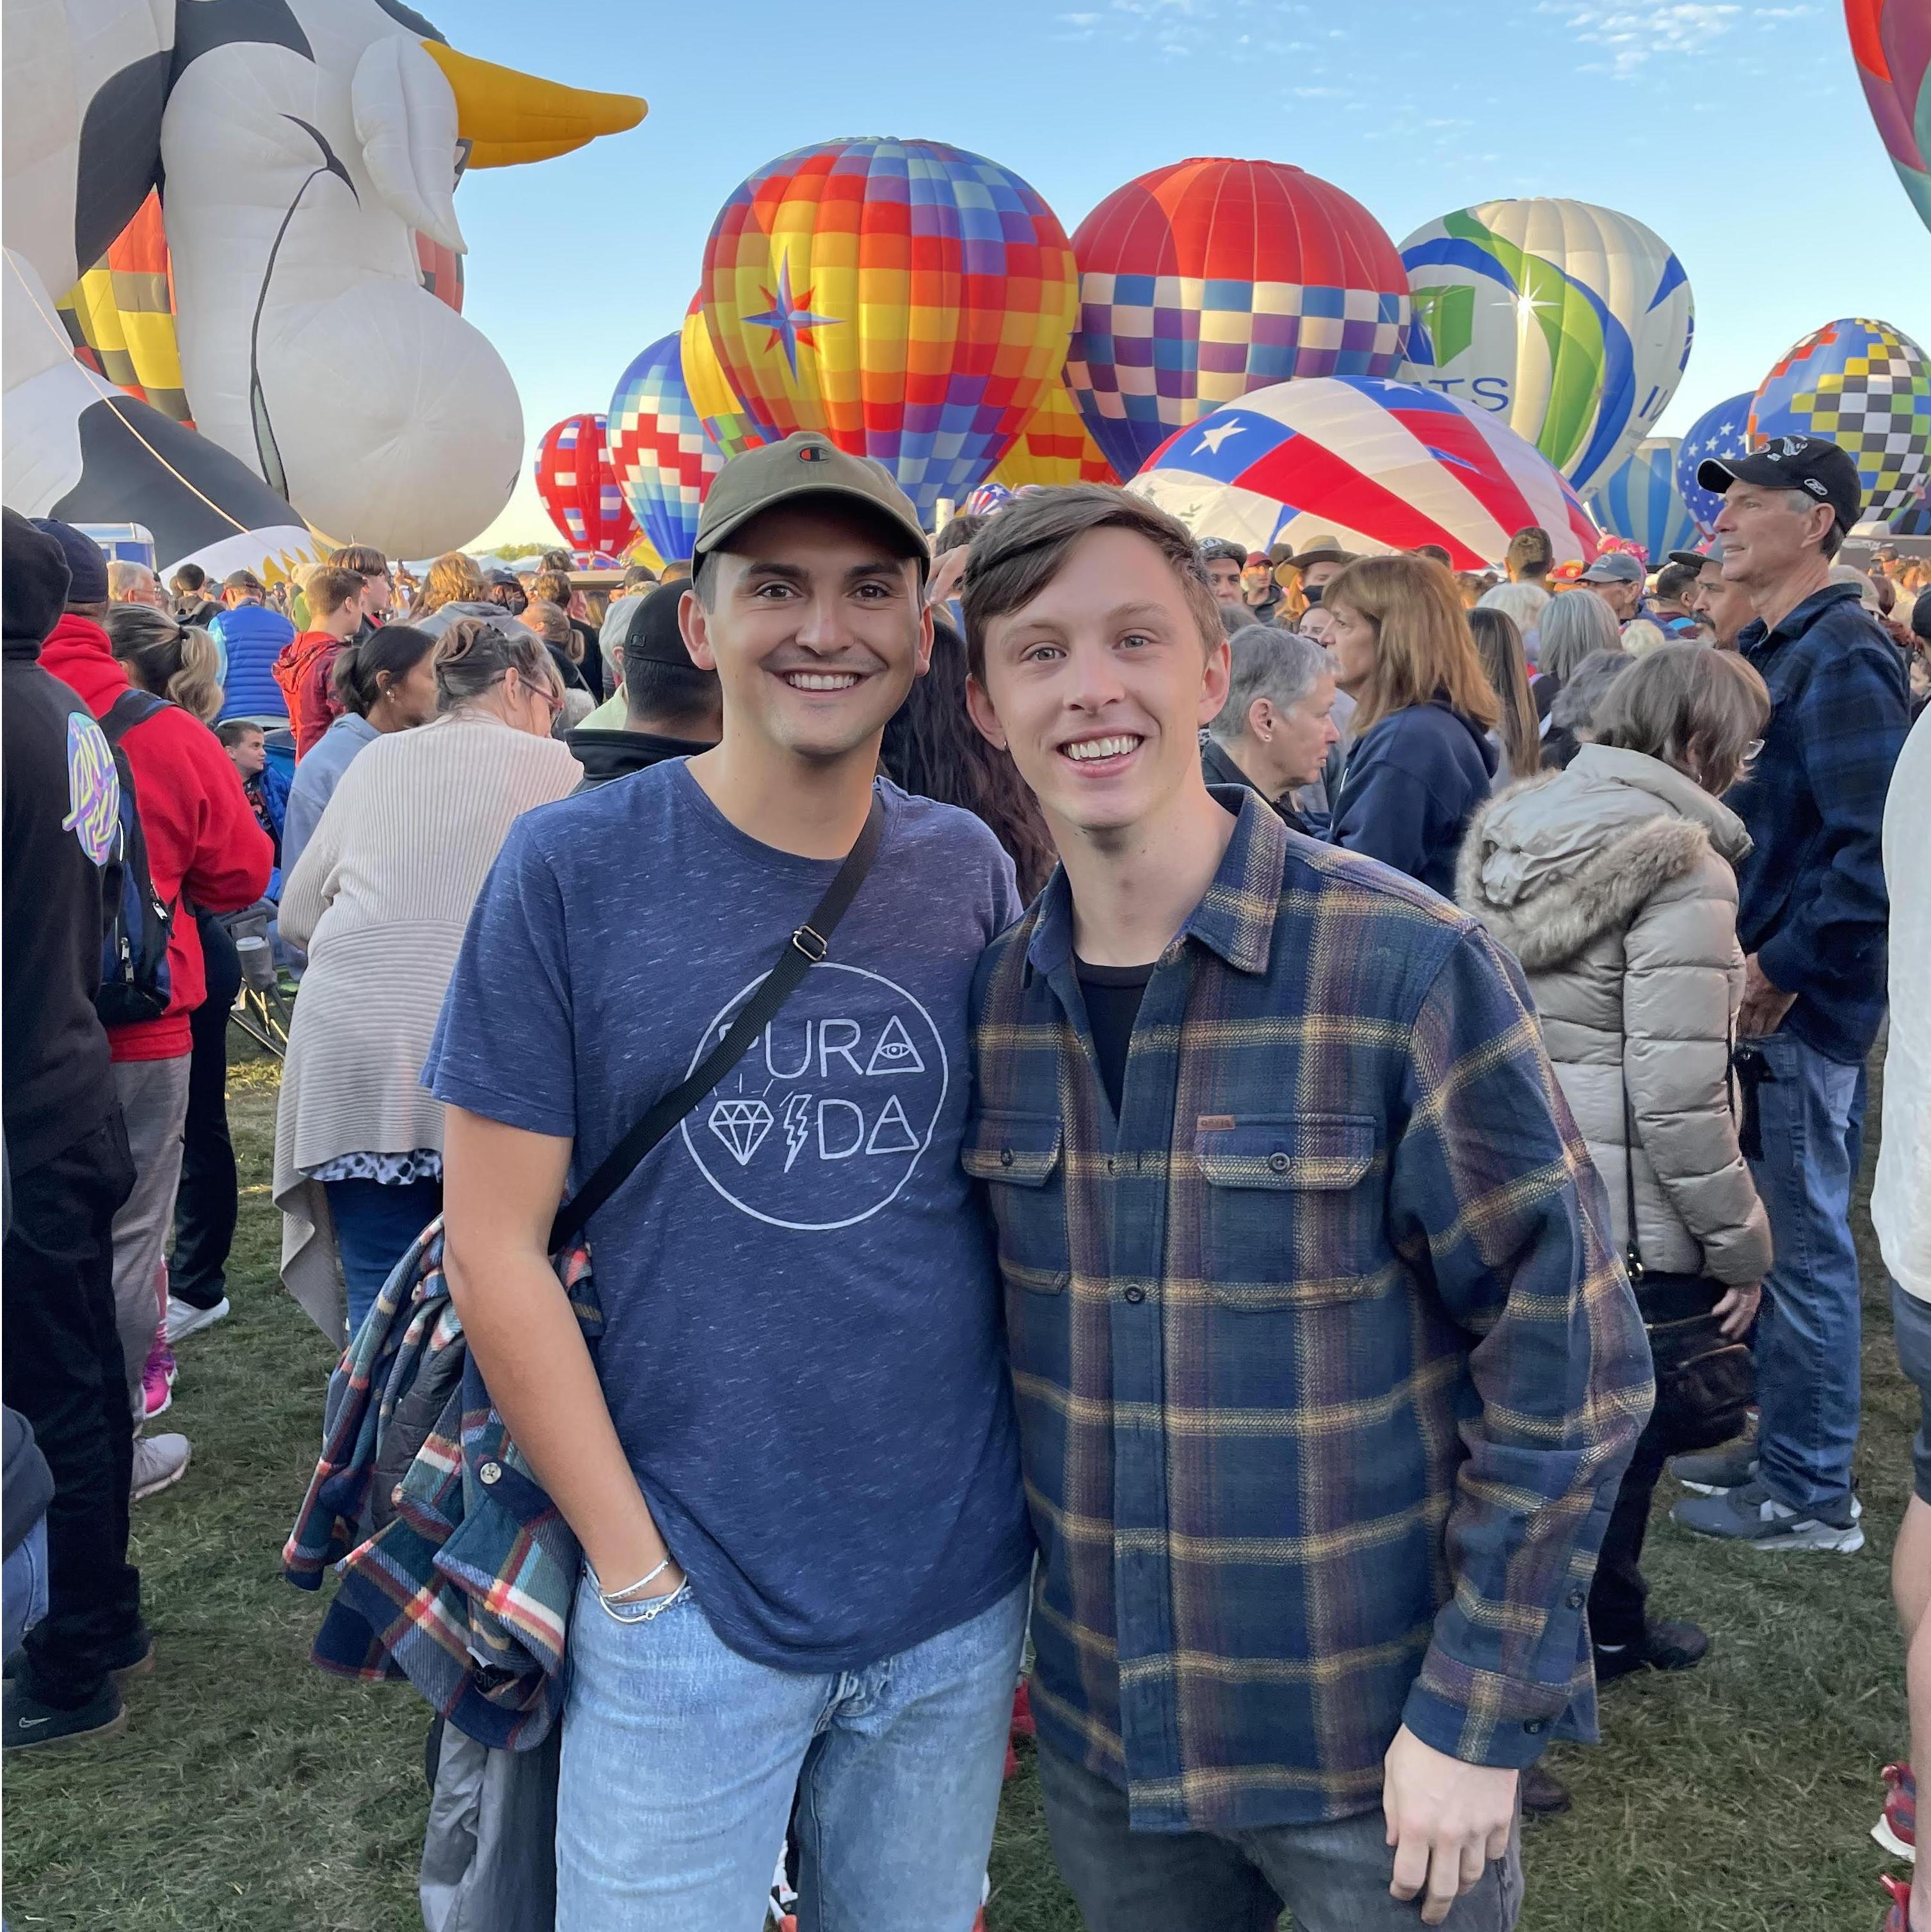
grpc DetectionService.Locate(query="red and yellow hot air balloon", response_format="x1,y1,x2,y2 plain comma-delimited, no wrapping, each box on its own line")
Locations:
990,375,1119,490
700,137,1079,523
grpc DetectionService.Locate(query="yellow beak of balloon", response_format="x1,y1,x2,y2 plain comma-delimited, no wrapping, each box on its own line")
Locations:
420,42,645,168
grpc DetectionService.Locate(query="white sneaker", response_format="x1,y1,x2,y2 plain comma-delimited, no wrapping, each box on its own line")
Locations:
164,1295,228,1344
131,1433,191,1502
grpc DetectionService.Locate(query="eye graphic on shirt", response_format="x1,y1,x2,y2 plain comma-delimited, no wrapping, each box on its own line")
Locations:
680,963,950,1231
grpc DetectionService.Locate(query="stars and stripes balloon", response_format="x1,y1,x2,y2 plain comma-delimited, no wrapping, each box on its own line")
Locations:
1848,0,1931,234
990,374,1119,490
1064,157,1411,484
700,137,1078,522
1126,374,1600,569
1674,392,1755,536
1749,317,1931,524
1584,437,1697,565
1400,198,1694,496
607,331,723,564
533,413,638,559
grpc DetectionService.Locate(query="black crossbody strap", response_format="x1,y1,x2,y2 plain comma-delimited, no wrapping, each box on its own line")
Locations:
1621,1077,1644,1283
547,793,885,1252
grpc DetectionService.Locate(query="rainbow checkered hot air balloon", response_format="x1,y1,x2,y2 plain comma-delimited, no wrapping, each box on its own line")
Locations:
1401,198,1694,497
1066,157,1411,484
680,295,765,462
1674,392,1756,537
1848,0,1931,235
990,374,1119,490
700,137,1078,523
1749,318,1931,524
1585,438,1697,565
533,414,638,559
1128,376,1599,569
607,332,723,565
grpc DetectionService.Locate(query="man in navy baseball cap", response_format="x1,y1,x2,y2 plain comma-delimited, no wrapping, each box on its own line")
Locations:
1696,435,1864,543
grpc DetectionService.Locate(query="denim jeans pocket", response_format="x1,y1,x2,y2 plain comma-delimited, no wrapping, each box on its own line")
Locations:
584,1562,695,1628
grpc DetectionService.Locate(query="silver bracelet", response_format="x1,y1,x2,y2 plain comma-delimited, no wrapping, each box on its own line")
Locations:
599,1556,676,1604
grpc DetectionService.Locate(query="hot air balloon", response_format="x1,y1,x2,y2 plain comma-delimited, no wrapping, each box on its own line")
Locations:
1400,198,1694,496
1750,318,1931,524
1064,157,1410,484
1674,392,1756,537
607,331,723,565
1848,0,1931,234
990,375,1119,490
701,137,1078,523
1128,375,1599,568
965,483,1013,517
680,296,765,462
534,413,639,559
1585,438,1697,565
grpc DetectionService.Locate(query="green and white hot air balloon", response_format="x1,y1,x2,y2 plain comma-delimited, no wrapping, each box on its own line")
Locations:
1400,198,1694,497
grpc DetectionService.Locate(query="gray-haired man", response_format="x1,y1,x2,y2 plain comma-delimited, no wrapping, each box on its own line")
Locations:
1200,624,1340,830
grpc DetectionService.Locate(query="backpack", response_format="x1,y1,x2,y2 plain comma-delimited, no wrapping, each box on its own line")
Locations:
94,688,177,1027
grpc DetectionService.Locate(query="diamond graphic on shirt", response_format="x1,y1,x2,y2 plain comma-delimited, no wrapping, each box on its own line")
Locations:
680,962,950,1232
709,1097,774,1167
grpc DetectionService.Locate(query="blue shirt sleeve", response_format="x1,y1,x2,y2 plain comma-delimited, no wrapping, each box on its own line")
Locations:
424,818,578,1141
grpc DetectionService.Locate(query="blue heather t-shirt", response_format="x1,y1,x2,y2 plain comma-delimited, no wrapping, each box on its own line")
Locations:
424,762,1032,1672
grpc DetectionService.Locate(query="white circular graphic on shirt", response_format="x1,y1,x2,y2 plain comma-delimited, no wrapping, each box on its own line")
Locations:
678,962,950,1231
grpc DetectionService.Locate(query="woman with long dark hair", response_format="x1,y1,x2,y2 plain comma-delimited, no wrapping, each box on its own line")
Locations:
1468,606,1541,784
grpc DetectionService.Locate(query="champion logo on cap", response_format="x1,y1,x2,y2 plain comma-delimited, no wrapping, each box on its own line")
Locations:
799,444,828,463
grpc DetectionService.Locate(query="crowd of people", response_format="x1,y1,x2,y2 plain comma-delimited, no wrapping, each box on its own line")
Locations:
1,425,1928,1932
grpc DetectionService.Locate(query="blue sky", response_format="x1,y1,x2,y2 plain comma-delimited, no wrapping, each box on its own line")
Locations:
447,0,1928,547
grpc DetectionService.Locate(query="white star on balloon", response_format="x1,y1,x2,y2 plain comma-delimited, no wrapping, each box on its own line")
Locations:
1197,420,1246,455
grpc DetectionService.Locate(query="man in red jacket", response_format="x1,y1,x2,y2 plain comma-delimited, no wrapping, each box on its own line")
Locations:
273,567,365,759
35,522,273,1501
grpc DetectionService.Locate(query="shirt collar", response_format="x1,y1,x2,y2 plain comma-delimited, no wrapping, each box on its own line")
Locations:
1738,580,1863,656
1025,787,1284,983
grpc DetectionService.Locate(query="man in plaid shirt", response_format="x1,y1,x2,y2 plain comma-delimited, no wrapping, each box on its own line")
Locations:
959,488,1651,1930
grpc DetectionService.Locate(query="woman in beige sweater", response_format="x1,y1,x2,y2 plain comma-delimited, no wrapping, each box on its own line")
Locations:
275,618,579,1339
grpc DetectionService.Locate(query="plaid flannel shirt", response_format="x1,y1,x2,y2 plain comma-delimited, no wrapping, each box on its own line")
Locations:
1731,582,1911,1065
965,790,1652,1831
283,1223,600,1750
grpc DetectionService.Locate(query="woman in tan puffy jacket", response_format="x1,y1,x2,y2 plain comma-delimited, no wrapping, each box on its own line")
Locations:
1458,643,1773,1798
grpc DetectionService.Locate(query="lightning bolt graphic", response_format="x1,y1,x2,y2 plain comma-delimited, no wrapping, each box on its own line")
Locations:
781,1092,813,1173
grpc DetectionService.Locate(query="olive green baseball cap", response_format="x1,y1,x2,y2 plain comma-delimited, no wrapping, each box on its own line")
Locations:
693,431,928,563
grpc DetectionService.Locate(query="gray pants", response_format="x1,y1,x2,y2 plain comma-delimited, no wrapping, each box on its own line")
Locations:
1036,1738,1523,1932
110,1056,191,1419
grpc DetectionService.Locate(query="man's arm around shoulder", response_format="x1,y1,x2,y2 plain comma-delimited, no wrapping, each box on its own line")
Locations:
442,1107,678,1600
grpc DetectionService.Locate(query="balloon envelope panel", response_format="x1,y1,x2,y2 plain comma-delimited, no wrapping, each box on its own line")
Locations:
1674,392,1756,536
1847,0,1931,233
1749,316,1931,523
1400,197,1694,495
1585,437,1697,564
682,295,765,462
1065,157,1411,483
990,373,1119,488
534,412,639,558
1128,374,1599,568
701,136,1078,523
607,331,723,564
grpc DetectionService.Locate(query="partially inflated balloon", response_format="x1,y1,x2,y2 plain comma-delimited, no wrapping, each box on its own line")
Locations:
1848,0,1931,234
990,375,1119,489
1066,157,1410,483
1674,392,1756,536
607,332,723,565
1128,375,1598,568
1401,198,1694,495
1584,439,1696,565
680,296,764,462
533,413,639,558
701,138,1078,522
1750,318,1931,523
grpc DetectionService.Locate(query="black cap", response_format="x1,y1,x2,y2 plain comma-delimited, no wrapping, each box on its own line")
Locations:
4,509,72,648
623,582,700,668
29,517,108,604
1695,435,1864,534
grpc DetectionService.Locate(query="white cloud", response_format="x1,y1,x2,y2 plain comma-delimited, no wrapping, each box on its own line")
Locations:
1535,1,1783,76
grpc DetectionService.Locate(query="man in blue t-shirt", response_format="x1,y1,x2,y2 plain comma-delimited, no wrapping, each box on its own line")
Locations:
424,434,1031,1932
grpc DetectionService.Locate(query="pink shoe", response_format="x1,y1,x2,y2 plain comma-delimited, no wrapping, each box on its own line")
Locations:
142,1347,176,1421
1879,1762,1918,1862
1884,1872,1912,1931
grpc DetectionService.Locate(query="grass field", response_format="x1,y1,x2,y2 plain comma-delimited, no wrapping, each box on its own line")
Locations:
3,1042,1914,1930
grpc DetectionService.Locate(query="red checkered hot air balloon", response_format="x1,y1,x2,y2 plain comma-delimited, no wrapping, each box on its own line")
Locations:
533,413,638,558
1066,157,1412,482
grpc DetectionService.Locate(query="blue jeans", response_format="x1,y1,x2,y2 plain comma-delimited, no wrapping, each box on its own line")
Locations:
1036,1736,1522,1931
556,1573,1027,1932
1747,1030,1866,1513
3,1521,49,1661
323,1177,442,1339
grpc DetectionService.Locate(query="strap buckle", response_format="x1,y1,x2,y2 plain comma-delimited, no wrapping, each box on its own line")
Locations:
791,924,829,963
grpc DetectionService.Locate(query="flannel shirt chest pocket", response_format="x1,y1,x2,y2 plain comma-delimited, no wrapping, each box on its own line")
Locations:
1192,1113,1384,1308
963,1112,1070,1294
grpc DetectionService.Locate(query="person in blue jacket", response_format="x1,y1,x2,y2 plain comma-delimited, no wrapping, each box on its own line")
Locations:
208,570,294,722
1322,552,1500,899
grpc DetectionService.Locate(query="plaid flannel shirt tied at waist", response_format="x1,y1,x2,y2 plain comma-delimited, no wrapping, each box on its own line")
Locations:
965,789,1653,1831
284,1221,601,1751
